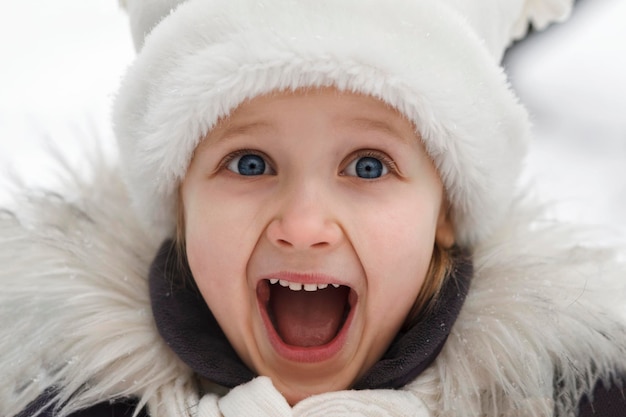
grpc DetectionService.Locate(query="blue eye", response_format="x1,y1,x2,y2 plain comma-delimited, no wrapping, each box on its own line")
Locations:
344,156,388,179
227,153,271,176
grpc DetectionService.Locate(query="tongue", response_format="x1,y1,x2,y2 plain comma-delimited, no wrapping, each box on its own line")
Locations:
270,286,349,347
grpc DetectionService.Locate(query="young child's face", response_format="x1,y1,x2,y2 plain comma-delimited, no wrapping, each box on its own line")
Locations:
182,88,453,404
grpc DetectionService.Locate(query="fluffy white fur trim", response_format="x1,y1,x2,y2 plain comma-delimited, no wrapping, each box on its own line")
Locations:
416,203,626,416
512,0,574,41
114,0,531,246
119,0,184,51
120,0,574,58
440,0,573,60
2,151,625,417
0,156,194,417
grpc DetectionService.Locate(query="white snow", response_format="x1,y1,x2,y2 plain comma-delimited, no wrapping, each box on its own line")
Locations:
1,0,625,240
506,0,626,239
0,0,134,198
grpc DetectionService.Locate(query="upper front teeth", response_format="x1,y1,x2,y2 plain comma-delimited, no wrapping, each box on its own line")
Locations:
269,279,340,291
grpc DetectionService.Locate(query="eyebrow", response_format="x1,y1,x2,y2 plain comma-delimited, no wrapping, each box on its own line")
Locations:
341,117,417,143
208,120,276,143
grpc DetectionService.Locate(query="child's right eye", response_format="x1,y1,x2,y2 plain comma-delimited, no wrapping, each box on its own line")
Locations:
226,151,273,176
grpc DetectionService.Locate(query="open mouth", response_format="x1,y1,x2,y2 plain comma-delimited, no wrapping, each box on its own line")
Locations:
257,277,356,361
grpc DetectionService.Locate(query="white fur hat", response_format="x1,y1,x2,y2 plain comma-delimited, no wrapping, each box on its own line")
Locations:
114,0,572,246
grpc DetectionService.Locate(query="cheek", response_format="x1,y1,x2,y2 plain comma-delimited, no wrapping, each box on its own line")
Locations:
356,196,439,315
183,189,260,309
186,210,239,287
182,182,272,368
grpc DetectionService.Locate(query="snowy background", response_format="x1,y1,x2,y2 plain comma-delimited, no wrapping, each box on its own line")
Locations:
1,0,625,240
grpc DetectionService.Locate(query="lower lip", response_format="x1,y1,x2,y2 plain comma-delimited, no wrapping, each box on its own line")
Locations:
257,286,356,363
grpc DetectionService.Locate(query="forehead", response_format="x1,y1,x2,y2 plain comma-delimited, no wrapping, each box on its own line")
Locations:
204,87,419,144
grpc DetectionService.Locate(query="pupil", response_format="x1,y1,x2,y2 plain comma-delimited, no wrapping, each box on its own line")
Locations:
355,157,383,179
238,154,266,176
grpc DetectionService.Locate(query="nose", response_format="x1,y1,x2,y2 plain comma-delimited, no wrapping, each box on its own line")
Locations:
265,183,343,251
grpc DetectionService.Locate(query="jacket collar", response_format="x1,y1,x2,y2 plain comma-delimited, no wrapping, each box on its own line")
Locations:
149,240,473,390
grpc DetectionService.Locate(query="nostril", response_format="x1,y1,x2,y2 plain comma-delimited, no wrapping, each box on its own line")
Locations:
277,239,330,249
311,241,330,249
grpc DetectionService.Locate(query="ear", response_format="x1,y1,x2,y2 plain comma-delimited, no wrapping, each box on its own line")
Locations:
435,199,455,249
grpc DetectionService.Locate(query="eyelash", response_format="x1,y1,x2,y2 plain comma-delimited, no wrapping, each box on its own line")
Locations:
218,149,275,172
342,149,398,176
217,148,398,176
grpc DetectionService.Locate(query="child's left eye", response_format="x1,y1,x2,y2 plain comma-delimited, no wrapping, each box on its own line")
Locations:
226,152,273,176
343,153,391,179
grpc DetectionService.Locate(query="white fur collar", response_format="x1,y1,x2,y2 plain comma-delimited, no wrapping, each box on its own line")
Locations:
1,159,625,416
410,204,626,416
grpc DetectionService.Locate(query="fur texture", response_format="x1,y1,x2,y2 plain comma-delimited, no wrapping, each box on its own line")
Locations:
441,0,573,60
512,0,574,41
1,150,625,416
113,0,532,247
118,0,181,51
0,156,193,416
119,0,575,59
